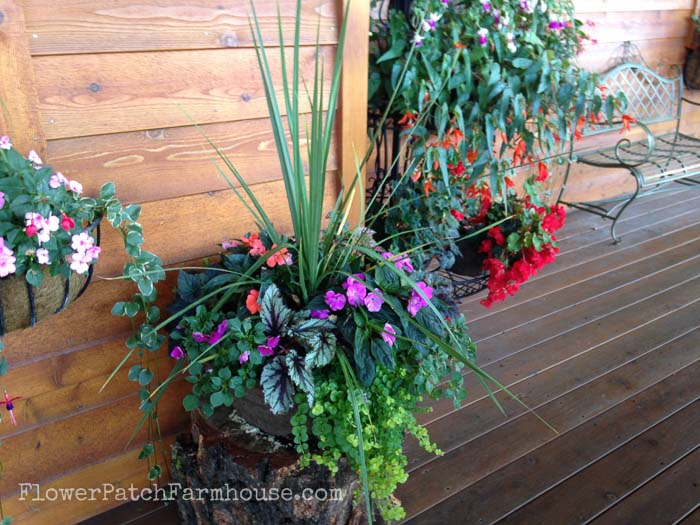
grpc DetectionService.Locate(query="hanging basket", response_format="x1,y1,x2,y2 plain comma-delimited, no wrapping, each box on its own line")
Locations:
0,218,100,336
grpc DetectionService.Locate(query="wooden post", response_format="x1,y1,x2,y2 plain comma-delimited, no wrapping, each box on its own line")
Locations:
0,0,45,155
339,0,370,227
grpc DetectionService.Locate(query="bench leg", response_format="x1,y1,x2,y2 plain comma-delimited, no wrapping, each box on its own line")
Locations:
610,174,642,244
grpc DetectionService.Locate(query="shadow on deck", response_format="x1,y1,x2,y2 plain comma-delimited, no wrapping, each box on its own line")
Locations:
86,187,700,525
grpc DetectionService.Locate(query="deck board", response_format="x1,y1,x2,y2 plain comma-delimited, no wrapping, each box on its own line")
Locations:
84,188,700,524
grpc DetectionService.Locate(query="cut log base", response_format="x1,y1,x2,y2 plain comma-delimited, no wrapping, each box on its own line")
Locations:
171,410,378,525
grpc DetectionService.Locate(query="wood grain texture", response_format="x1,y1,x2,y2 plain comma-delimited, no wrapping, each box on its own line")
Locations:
0,385,188,494
46,116,338,205
339,0,369,226
97,173,340,277
24,0,338,55
583,10,692,44
0,0,45,154
574,0,693,13
34,46,335,140
410,361,700,525
2,435,178,525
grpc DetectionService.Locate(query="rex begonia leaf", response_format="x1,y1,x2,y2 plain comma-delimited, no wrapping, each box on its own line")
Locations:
285,349,314,404
260,283,292,336
303,331,337,369
260,355,295,415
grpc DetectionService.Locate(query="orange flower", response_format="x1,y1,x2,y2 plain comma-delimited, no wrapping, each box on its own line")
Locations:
621,114,636,133
396,112,417,130
512,140,527,166
504,177,515,189
536,162,549,182
424,180,436,196
467,149,478,164
574,115,586,141
246,289,261,314
411,169,422,182
266,245,293,268
454,42,467,49
241,232,260,249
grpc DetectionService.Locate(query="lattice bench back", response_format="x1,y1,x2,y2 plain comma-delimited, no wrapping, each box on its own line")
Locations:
585,63,683,137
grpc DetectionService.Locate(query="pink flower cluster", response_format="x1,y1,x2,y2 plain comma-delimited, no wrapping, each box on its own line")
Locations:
0,238,16,278
25,212,60,244
69,232,101,274
49,172,83,194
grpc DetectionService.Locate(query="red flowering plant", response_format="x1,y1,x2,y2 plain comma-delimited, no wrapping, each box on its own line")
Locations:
369,0,631,282
464,171,567,308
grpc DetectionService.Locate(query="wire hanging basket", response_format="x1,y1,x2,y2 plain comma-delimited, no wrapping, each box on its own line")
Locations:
0,217,101,336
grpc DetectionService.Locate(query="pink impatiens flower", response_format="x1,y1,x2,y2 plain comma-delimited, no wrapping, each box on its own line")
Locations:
0,191,4,209
239,351,250,364
407,281,434,317
0,238,16,277
68,180,83,194
27,150,42,165
49,172,68,189
0,136,11,150
382,323,396,347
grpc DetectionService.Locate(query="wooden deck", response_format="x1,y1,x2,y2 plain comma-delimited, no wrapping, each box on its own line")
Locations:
84,187,700,525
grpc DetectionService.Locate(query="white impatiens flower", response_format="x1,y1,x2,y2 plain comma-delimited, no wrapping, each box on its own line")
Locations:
36,248,50,265
539,0,548,13
422,12,442,32
413,33,424,47
506,32,517,53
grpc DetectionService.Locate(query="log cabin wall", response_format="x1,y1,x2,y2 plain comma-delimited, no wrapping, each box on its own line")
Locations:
559,0,699,202
0,1,368,524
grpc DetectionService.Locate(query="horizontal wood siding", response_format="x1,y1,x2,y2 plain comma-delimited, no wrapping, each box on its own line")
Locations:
0,1,361,524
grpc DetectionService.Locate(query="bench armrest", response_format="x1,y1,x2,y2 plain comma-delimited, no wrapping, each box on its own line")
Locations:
682,96,700,107
613,119,656,169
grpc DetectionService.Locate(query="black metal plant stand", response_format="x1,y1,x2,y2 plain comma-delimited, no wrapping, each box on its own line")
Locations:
369,0,489,300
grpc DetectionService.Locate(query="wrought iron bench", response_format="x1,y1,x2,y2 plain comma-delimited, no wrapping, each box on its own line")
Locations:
557,62,700,242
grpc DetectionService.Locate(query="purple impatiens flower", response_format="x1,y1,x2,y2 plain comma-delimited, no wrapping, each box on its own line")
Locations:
170,346,185,360
258,335,280,357
239,351,250,364
192,319,229,345
192,332,208,343
382,323,396,347
407,281,434,317
311,309,330,320
325,290,347,311
208,319,228,345
344,276,367,307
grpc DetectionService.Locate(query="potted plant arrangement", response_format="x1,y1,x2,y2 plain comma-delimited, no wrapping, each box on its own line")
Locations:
368,0,628,302
105,2,525,523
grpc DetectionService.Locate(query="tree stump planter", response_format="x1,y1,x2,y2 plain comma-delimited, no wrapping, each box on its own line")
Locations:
171,408,376,525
